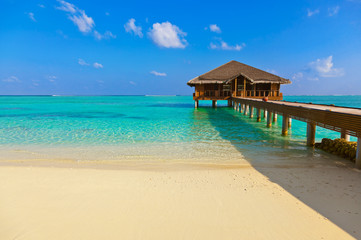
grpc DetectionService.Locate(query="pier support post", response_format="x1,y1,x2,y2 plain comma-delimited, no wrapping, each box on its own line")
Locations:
288,118,292,128
282,114,289,136
195,100,199,109
356,137,361,169
212,100,217,108
307,122,316,147
341,129,350,141
240,104,244,113
267,111,272,128
273,113,278,122
264,109,268,118
228,99,232,107
236,103,239,111
256,108,261,122
244,105,248,115
249,106,254,118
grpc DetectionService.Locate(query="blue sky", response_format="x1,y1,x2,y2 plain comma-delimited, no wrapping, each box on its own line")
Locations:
1,0,361,95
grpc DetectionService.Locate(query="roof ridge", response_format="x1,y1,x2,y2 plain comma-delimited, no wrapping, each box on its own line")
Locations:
187,61,291,86
199,60,238,79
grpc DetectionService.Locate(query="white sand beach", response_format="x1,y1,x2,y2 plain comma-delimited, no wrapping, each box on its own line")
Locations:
1,160,360,240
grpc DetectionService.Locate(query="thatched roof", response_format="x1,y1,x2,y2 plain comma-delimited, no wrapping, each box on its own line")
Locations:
187,60,291,86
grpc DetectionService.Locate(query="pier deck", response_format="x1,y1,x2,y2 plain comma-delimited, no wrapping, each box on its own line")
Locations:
232,97,361,168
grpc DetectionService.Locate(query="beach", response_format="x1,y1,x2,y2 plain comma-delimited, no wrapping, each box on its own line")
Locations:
1,96,361,239
1,160,360,240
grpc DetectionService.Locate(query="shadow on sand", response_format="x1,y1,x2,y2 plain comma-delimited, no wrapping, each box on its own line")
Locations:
198,107,361,239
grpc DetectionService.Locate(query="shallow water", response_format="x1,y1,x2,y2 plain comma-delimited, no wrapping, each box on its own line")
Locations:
0,95,359,165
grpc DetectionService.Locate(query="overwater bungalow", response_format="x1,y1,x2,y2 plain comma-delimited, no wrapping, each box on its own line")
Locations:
187,60,291,108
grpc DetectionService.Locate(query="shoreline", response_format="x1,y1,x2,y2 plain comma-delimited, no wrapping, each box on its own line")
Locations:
1,159,359,239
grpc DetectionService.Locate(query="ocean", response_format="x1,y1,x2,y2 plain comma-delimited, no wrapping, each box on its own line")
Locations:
0,95,359,165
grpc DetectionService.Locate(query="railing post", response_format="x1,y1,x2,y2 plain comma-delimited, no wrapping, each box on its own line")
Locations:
257,108,261,122
356,136,361,169
307,121,316,147
341,129,350,141
267,110,272,128
282,114,289,136
249,106,254,118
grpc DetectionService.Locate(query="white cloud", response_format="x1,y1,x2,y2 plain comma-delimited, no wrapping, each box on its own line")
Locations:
32,80,40,87
68,10,94,33
28,12,36,22
79,59,103,68
266,69,278,75
57,0,114,41
105,12,110,16
124,18,143,38
2,76,21,83
309,56,344,77
78,58,89,65
307,76,319,81
209,24,221,33
150,71,167,77
56,0,77,13
292,72,303,80
56,30,68,39
129,81,136,85
148,22,187,48
328,6,340,16
210,39,245,51
47,75,57,82
93,62,103,69
307,9,319,17
38,4,45,8
94,30,116,40
292,56,344,82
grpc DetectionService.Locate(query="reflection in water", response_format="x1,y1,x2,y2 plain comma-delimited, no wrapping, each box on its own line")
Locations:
197,107,341,167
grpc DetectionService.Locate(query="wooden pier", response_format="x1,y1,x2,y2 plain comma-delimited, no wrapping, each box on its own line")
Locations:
232,97,361,168
187,61,360,169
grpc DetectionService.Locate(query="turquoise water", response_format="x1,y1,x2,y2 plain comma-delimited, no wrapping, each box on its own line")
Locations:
0,95,359,164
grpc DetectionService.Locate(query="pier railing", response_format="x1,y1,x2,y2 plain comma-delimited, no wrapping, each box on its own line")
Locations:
236,90,282,98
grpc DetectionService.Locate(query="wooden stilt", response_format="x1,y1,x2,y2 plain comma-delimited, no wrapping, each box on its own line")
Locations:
356,137,361,169
264,109,268,118
273,113,277,122
307,122,316,146
256,108,261,122
240,104,244,113
249,106,254,118
282,114,289,136
212,100,217,108
267,111,272,128
341,129,350,141
288,118,292,128
228,99,232,107
195,100,198,108
244,105,248,115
